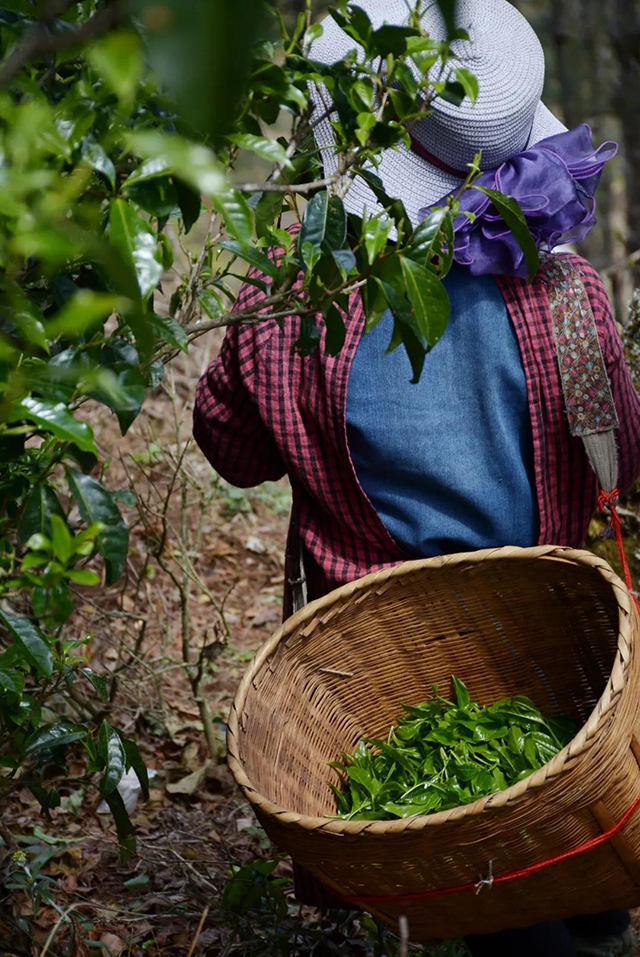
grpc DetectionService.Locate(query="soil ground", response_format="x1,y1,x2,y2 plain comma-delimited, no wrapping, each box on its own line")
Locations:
2,332,640,956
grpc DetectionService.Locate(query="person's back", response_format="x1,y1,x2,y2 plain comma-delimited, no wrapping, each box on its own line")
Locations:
193,0,640,952
346,266,537,556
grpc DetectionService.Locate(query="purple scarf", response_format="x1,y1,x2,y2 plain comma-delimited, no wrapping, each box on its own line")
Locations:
418,125,617,278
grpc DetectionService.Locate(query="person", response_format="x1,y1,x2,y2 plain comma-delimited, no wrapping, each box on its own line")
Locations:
193,0,640,954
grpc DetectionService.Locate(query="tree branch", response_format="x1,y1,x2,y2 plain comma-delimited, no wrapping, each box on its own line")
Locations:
0,0,126,87
235,175,336,194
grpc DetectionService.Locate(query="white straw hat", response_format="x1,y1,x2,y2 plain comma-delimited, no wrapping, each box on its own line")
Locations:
309,0,567,226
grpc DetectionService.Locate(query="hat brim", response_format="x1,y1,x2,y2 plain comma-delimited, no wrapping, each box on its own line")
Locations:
312,97,566,227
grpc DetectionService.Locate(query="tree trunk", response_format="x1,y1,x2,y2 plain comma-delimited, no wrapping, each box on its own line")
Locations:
610,0,640,289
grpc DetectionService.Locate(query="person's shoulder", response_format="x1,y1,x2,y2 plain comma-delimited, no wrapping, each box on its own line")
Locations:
545,251,607,295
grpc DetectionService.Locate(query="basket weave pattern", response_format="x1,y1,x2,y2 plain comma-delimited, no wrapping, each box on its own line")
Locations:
227,546,640,939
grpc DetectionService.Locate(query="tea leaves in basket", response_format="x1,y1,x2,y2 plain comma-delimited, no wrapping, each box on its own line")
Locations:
330,677,577,821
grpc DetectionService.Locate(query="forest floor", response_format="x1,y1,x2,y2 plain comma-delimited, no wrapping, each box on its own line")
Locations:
0,335,469,957
3,328,640,956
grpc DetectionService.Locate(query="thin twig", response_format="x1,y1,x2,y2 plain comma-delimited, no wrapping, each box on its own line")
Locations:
39,904,77,957
0,1,125,87
235,175,336,194
187,904,211,957
398,915,410,957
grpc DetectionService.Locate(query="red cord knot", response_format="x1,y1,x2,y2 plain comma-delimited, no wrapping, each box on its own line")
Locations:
597,488,620,512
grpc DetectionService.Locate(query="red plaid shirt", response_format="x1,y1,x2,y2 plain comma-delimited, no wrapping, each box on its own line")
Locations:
193,254,640,606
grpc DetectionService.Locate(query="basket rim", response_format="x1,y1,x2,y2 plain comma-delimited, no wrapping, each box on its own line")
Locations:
227,545,634,836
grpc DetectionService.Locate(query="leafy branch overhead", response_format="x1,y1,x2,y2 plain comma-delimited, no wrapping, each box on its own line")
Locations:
0,0,537,850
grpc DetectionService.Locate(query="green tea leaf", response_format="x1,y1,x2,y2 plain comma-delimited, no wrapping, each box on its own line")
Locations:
228,134,292,169
473,187,539,282
65,469,129,584
399,255,450,347
218,240,279,279
109,199,163,301
98,720,126,795
210,184,253,246
102,788,136,860
25,721,87,754
331,677,577,821
15,397,97,455
121,736,149,800
0,607,53,677
454,67,479,104
18,484,65,545
452,676,470,707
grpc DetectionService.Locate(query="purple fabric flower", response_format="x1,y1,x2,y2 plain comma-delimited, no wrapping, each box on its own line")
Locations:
418,125,618,279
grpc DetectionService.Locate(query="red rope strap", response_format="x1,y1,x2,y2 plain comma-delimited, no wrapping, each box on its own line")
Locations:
343,790,640,906
597,488,640,613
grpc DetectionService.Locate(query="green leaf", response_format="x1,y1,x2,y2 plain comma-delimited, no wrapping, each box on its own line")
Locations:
126,132,225,195
255,190,284,242
198,288,224,320
25,721,87,754
324,196,347,251
381,802,433,819
301,241,321,273
227,134,292,169
109,199,163,301
298,191,329,250
399,256,450,347
81,668,109,702
346,766,381,798
330,5,372,50
25,533,50,553
28,783,61,813
407,207,455,277
102,788,136,860
88,31,143,108
124,873,150,889
66,569,100,586
18,484,65,545
151,314,188,353
0,668,23,693
375,279,427,382
173,178,202,233
455,67,479,105
46,291,121,340
65,470,129,584
303,21,323,46
372,24,419,57
298,192,346,255
11,305,49,352
81,138,116,189
439,80,466,107
294,316,321,356
123,157,172,187
324,304,346,356
331,248,356,279
121,736,149,800
452,676,470,707
210,184,253,246
98,720,126,796
14,397,97,455
50,514,73,566
473,187,539,282
218,240,279,280
364,215,392,265
355,169,410,230
352,79,374,110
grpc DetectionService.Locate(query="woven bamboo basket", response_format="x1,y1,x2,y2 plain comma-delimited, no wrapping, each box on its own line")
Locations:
227,546,640,940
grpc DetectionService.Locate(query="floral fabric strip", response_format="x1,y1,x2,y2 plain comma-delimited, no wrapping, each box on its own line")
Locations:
543,254,618,437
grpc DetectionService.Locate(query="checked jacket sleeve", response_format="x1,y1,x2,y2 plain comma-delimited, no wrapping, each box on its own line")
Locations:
193,287,286,488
